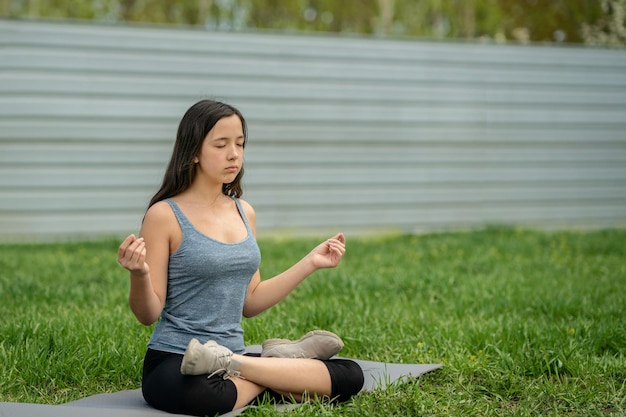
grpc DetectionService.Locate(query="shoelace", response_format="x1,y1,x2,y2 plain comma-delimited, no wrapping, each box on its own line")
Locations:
207,357,243,380
208,368,243,380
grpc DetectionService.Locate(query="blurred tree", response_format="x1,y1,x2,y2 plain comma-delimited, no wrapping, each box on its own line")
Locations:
497,0,602,43
244,0,304,31
581,0,626,46
0,0,612,45
377,0,395,36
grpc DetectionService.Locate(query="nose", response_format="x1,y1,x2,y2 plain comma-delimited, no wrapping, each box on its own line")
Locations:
228,144,240,160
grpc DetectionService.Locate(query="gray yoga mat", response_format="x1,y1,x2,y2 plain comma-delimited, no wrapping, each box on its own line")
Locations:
0,346,441,417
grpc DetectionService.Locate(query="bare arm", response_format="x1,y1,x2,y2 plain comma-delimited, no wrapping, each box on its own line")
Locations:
117,203,172,325
241,200,346,317
242,240,345,317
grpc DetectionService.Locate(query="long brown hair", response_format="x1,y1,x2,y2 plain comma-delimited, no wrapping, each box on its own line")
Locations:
147,100,247,209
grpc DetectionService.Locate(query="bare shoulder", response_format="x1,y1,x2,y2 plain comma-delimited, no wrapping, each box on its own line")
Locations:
144,200,176,223
238,198,257,232
140,200,181,252
238,198,256,220
142,200,178,235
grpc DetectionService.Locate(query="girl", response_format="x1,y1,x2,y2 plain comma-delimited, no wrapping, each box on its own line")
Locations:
117,99,364,416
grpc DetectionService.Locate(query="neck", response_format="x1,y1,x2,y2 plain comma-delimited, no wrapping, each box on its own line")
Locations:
182,180,227,206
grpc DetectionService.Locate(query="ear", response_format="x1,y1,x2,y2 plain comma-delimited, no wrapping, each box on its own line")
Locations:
193,156,199,163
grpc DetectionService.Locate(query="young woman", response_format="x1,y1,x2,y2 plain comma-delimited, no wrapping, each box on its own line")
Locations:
117,100,364,416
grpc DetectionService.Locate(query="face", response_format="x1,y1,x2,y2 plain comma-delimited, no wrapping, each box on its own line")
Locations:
194,114,245,185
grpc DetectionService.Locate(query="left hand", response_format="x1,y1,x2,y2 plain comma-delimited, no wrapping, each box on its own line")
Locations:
309,233,346,269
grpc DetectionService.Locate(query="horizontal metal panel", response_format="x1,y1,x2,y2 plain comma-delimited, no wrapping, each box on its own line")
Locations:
2,185,624,212
2,72,626,107
3,142,626,165
2,166,625,189
1,202,624,239
246,185,626,208
0,212,145,237
1,19,625,240
2,20,625,69
0,120,176,142
244,167,626,186
2,120,625,144
4,48,626,89
246,147,626,165
0,167,163,188
0,97,623,125
0,143,171,165
255,202,626,230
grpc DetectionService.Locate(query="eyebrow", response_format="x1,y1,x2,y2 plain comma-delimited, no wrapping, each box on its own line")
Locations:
211,135,244,142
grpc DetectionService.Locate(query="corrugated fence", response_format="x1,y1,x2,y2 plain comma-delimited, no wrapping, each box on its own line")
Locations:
1,19,625,240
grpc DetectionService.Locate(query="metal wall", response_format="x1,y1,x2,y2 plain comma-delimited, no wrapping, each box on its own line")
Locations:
1,19,625,240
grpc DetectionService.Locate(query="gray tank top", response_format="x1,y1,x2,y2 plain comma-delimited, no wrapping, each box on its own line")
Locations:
147,197,261,355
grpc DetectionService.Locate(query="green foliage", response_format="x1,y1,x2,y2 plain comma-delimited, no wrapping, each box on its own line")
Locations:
1,228,625,416
1,0,608,44
581,0,626,46
0,240,150,403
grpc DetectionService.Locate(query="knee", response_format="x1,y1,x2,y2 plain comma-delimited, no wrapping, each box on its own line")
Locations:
328,359,365,402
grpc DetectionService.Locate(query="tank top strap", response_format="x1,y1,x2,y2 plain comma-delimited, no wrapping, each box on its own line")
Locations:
164,198,194,232
231,197,253,235
165,197,252,236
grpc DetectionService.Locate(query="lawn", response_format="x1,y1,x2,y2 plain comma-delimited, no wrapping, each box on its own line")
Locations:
1,227,625,416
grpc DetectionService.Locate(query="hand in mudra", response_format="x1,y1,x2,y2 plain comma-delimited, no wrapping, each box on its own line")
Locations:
117,234,150,275
310,233,346,269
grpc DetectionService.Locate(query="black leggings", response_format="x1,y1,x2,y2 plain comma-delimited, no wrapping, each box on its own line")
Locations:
142,348,364,416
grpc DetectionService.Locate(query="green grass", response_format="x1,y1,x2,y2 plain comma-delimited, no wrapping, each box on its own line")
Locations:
1,227,625,416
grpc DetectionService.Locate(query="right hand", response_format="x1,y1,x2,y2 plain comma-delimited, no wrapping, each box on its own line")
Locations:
117,234,149,275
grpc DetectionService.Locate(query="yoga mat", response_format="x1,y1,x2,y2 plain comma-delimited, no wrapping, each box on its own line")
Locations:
0,346,441,417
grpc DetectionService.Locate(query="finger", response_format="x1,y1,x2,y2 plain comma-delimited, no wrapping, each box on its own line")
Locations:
328,239,345,252
131,249,146,269
128,238,146,264
118,241,133,266
118,234,136,257
328,241,345,256
119,236,144,267
332,233,345,244
124,238,143,258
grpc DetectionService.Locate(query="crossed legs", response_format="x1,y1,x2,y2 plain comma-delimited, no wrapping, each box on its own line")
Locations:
177,332,362,413
142,345,363,416
229,355,332,408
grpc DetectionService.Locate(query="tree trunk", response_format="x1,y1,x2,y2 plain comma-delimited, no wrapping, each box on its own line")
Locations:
378,0,395,36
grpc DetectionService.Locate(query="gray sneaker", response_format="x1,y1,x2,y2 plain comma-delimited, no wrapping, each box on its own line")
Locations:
180,339,241,379
261,330,344,360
